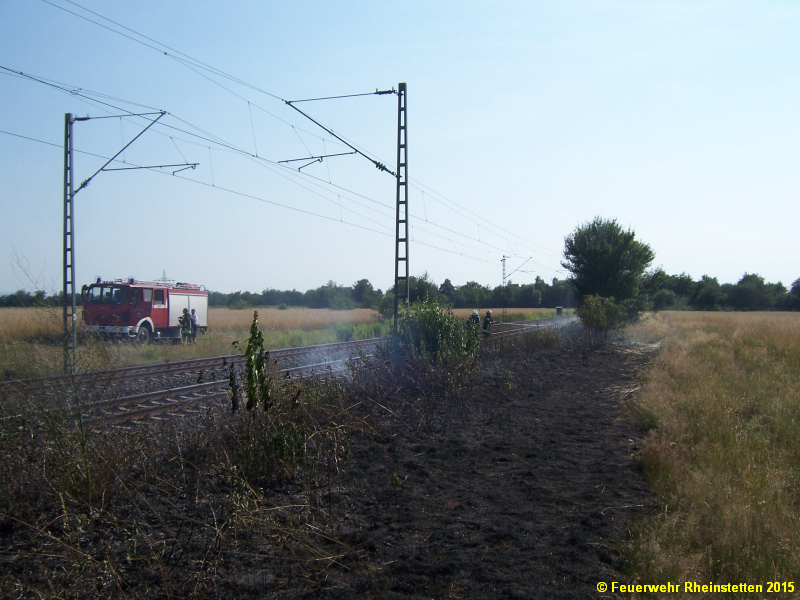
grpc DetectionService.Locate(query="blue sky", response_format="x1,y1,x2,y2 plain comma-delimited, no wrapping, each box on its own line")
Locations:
1,1,798,295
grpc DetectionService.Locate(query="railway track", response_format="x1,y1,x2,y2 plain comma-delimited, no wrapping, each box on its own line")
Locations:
83,353,371,426
0,337,382,399
2,320,574,426
490,315,577,338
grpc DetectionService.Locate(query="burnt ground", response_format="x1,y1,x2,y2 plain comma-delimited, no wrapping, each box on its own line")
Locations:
279,340,656,599
0,340,656,599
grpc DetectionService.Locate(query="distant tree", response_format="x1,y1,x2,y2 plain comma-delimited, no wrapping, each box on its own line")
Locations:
408,272,440,304
786,278,800,311
304,281,354,310
208,291,228,306
666,272,697,300
727,273,777,311
692,275,724,310
641,268,669,298
452,281,492,308
651,288,677,311
352,279,380,308
518,285,542,307
537,277,575,308
562,217,655,305
438,278,456,301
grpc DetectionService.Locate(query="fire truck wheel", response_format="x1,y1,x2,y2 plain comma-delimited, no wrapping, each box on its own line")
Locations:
136,325,151,344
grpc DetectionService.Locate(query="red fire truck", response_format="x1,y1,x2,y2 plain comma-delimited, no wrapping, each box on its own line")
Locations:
82,278,208,342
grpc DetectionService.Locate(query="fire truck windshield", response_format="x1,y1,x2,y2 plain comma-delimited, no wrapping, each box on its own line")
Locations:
87,285,129,304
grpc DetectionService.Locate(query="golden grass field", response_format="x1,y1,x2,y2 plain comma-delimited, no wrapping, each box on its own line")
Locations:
623,311,800,595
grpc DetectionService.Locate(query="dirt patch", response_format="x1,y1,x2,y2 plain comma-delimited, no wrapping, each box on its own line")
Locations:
285,341,656,598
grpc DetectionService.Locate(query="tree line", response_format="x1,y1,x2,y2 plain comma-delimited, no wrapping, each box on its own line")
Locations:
208,275,576,316
2,269,798,314
560,216,800,321
642,270,800,312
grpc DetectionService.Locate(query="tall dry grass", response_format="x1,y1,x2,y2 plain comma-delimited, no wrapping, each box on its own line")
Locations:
210,307,379,332
622,312,800,595
451,307,571,321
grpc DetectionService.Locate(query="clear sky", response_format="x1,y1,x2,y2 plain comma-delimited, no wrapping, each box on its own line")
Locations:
1,1,798,295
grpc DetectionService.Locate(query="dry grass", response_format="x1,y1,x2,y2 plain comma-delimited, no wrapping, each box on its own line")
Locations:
450,307,571,321
0,306,62,342
622,311,800,596
210,306,380,332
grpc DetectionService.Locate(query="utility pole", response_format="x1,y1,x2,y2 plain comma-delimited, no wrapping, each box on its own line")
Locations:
63,113,78,374
393,82,408,328
63,113,91,374
502,255,507,322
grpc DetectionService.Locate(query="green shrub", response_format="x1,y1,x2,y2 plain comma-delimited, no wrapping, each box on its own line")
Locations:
392,297,480,362
651,288,677,311
229,299,249,310
577,295,624,331
333,321,355,342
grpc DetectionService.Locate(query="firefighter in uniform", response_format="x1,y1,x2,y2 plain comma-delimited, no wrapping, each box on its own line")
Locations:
469,310,480,329
483,310,493,338
179,308,192,344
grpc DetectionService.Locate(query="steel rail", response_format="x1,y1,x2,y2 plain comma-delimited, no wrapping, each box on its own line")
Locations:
0,337,383,394
84,354,371,425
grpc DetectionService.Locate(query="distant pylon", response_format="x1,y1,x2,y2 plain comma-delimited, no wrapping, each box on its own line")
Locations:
502,255,507,322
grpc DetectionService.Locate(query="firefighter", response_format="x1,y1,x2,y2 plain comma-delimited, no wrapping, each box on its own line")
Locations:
190,308,198,343
483,310,493,338
470,310,480,327
179,308,192,344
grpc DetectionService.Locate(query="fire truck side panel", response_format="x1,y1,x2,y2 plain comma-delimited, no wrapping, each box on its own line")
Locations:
168,293,189,327
190,295,208,327
166,292,208,328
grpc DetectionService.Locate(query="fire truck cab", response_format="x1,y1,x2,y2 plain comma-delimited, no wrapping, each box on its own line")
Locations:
81,278,208,342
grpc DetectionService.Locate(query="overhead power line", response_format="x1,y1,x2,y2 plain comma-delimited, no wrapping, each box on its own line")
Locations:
0,127,392,238
2,126,568,275
40,0,558,260
4,65,560,274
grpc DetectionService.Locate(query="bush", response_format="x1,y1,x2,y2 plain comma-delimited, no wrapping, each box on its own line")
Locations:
392,297,480,362
577,295,624,332
651,288,676,311
333,321,355,342
362,298,481,432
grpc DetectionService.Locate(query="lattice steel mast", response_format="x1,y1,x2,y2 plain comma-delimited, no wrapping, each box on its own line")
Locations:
63,113,79,374
393,83,408,328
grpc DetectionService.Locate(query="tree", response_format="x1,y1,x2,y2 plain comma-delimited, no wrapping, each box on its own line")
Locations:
452,281,492,308
727,273,776,311
438,278,455,301
352,279,380,308
786,278,800,311
562,217,654,305
692,275,723,310
651,288,677,311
